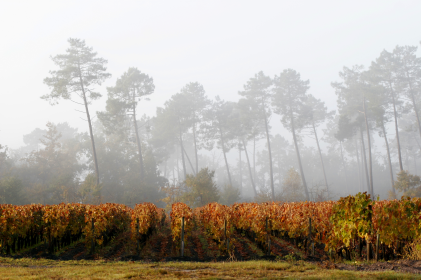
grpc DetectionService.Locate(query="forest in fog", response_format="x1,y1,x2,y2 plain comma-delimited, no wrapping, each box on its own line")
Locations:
1,38,421,207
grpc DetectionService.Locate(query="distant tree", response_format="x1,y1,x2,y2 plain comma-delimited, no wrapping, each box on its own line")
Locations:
366,77,397,195
332,66,375,197
219,184,241,206
239,71,275,200
370,49,404,171
181,168,220,208
272,69,310,200
235,98,265,196
279,167,305,202
105,67,155,180
157,92,196,179
333,115,355,191
22,128,46,151
202,97,237,187
0,176,26,205
151,106,185,180
43,38,111,189
77,173,101,204
393,46,421,140
23,122,82,204
178,82,210,174
269,134,293,190
301,94,335,194
0,145,12,177
394,170,421,198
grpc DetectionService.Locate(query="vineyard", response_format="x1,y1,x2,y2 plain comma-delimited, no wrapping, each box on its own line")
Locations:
1,193,421,263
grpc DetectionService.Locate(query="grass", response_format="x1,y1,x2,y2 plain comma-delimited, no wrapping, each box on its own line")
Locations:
0,258,419,279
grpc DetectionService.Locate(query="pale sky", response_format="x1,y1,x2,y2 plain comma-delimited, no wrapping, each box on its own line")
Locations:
1,0,420,149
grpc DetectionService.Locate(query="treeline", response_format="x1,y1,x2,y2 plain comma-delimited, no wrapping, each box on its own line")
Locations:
1,39,421,205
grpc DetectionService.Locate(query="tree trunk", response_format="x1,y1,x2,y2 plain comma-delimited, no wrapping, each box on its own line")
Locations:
192,123,199,174
277,148,281,190
176,146,181,181
253,135,256,183
339,141,349,192
263,113,275,201
363,97,374,196
178,121,187,180
133,104,145,180
312,121,329,194
381,121,395,194
238,141,243,195
355,137,363,192
391,91,403,171
360,127,370,194
219,126,233,187
242,139,257,196
182,146,196,175
405,71,421,140
78,63,100,194
290,115,310,201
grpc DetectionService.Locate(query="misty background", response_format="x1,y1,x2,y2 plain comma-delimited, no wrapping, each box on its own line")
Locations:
1,1,421,206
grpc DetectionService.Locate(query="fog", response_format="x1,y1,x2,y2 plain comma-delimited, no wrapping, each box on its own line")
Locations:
1,1,421,205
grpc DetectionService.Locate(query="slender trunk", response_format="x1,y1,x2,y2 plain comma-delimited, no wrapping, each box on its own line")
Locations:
78,63,100,191
192,123,199,174
360,127,370,194
278,148,281,189
133,103,145,180
242,139,257,195
414,153,418,176
363,97,374,196
178,123,187,180
381,121,395,194
405,71,421,140
218,126,233,187
253,135,256,182
391,91,403,171
290,115,310,201
238,142,243,194
263,113,275,200
182,146,196,175
355,137,362,192
176,147,181,181
339,141,349,192
312,121,328,193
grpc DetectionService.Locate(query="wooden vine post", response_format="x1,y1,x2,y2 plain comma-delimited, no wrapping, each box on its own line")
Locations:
367,205,372,261
91,218,95,254
136,218,140,256
266,217,270,255
309,217,314,256
181,217,185,257
376,231,380,261
224,219,229,253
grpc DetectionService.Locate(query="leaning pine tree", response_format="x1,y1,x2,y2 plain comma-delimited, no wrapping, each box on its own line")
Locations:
43,38,111,193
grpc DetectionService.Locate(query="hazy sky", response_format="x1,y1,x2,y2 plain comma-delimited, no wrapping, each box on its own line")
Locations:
1,0,420,149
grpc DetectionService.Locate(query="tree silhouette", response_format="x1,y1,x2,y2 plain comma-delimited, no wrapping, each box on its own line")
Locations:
43,38,111,190
239,72,275,200
272,69,310,200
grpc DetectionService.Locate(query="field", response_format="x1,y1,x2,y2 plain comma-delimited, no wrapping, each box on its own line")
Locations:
1,258,421,279
2,195,421,278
